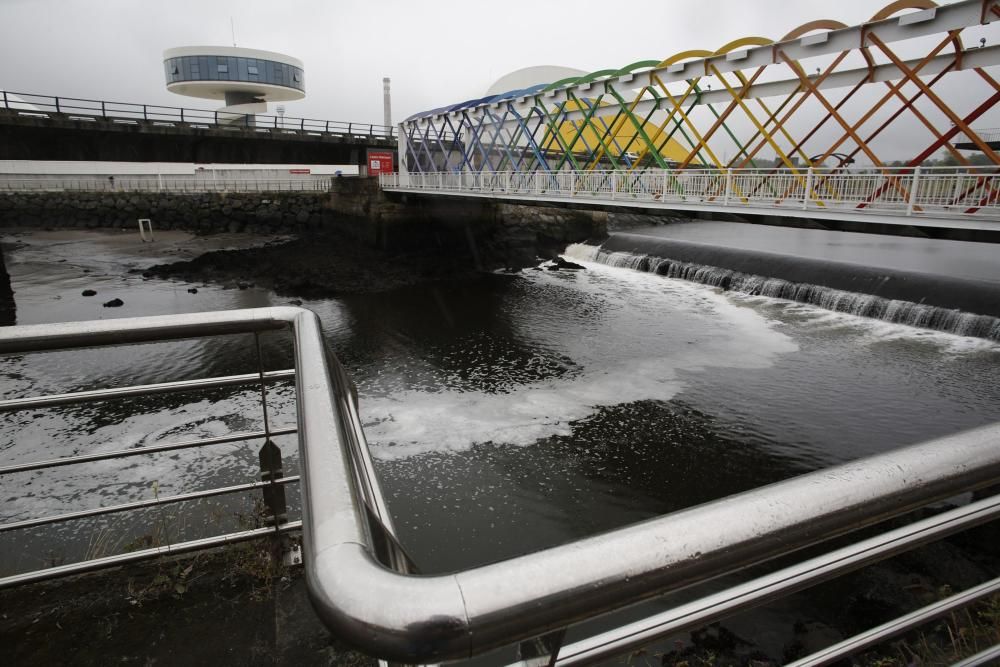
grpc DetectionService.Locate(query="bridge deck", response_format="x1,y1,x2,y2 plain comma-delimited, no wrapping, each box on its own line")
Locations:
386,185,1000,232
381,168,1000,240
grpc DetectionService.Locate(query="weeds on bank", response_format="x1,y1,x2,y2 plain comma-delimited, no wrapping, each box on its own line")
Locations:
121,496,289,607
852,591,1000,667
642,588,1000,667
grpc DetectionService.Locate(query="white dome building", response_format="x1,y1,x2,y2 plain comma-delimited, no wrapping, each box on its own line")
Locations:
485,66,587,97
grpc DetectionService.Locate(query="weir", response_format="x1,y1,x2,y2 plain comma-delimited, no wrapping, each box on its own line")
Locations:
567,233,1000,341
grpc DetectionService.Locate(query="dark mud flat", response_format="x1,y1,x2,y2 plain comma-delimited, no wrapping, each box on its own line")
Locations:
143,231,482,298
0,545,371,666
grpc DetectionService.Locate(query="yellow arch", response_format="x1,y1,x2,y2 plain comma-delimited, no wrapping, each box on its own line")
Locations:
713,36,774,56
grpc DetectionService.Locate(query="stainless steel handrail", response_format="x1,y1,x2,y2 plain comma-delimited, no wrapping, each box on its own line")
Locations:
3,307,999,664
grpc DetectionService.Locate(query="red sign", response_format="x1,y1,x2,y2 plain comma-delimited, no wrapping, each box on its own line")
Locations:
367,150,394,176
288,168,311,174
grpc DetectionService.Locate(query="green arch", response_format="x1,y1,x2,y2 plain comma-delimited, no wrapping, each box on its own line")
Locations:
577,68,621,84
542,76,585,92
613,60,661,77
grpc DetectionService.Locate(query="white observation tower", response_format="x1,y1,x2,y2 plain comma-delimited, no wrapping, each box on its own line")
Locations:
163,46,305,124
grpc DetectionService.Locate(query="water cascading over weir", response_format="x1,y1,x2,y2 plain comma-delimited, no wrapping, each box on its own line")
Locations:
566,234,1000,341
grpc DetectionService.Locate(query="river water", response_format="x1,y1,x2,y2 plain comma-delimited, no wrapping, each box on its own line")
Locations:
2,226,1000,655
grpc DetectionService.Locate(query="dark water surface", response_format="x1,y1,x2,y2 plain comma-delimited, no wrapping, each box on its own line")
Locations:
2,228,1000,657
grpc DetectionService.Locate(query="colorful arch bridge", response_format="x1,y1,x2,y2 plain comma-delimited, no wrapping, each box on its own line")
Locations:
383,0,1000,225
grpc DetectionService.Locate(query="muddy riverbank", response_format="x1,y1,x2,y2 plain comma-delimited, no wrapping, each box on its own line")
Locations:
142,229,485,298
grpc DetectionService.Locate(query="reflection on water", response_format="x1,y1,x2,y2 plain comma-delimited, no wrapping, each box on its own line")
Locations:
2,230,1000,588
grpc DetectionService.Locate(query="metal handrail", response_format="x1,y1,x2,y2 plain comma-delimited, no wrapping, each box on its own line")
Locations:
3,307,1000,665
0,89,396,139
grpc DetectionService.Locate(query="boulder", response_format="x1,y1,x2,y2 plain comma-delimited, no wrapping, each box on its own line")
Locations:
102,298,124,308
81,289,97,297
551,256,586,270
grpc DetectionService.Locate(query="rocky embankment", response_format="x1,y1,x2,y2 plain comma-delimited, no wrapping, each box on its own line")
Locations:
0,191,334,234
143,230,484,297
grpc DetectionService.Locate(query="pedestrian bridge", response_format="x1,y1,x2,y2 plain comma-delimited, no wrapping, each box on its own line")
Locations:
384,0,1000,230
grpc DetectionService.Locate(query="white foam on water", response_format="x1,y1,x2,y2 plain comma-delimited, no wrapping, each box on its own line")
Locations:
364,256,798,460
565,243,1000,346
743,295,1000,355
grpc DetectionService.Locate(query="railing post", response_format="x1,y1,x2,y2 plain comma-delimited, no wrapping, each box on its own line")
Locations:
662,169,669,203
505,170,510,193
1,90,7,109
723,169,732,206
951,169,965,208
54,97,60,113
803,167,813,210
611,171,617,200
143,105,148,121
325,120,330,133
180,108,185,123
907,166,922,216
348,122,352,135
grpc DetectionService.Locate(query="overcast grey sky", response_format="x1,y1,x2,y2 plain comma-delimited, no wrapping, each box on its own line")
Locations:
0,0,949,125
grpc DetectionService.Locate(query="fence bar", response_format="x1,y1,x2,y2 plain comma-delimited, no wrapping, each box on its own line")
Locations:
951,644,1000,667
0,475,301,533
0,368,294,412
546,492,1000,666
0,520,302,590
0,426,297,475
785,575,1000,667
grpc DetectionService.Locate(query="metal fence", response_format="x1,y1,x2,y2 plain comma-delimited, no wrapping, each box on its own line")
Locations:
381,166,1000,221
0,308,410,591
2,308,1000,665
0,89,396,139
0,173,334,193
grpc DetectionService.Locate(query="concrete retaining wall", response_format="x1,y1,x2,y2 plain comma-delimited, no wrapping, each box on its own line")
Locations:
0,179,614,270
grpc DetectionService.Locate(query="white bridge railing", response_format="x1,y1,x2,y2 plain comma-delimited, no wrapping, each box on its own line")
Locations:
0,173,334,193
380,167,1000,221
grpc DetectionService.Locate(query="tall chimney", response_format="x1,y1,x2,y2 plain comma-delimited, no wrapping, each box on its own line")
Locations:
382,77,392,128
